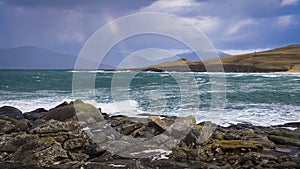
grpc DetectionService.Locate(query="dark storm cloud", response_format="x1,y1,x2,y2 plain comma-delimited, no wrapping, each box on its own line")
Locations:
4,0,155,11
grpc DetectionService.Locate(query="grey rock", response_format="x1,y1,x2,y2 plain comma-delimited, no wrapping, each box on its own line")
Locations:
45,101,103,123
166,116,196,139
121,123,143,135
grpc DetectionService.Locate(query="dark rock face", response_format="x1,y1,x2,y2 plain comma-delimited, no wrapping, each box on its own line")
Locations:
24,108,48,121
0,101,299,168
0,106,23,120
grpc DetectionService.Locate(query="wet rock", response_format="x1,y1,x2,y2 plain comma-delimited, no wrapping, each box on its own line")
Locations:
268,128,300,140
0,106,23,120
63,138,83,150
24,108,48,121
238,152,278,166
45,103,76,121
276,122,300,128
1,101,300,169
268,135,300,147
213,140,263,152
9,137,68,167
0,119,15,133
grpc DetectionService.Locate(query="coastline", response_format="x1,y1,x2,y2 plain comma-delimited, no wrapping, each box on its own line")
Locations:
0,100,299,168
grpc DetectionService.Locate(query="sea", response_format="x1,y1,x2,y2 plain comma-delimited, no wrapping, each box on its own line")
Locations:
0,70,299,127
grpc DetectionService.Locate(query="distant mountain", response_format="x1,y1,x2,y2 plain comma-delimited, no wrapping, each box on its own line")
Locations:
175,50,230,61
0,46,76,69
0,46,115,70
135,44,300,73
115,50,230,69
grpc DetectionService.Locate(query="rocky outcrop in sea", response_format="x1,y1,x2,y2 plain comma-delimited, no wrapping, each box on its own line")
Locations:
0,100,299,168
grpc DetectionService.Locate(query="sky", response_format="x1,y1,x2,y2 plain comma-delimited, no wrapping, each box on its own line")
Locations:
0,0,299,56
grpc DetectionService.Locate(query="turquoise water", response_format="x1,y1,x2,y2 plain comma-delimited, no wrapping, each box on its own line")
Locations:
0,70,299,126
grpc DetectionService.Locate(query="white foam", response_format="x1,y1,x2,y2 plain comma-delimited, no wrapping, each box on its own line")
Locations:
108,164,126,168
0,98,73,112
281,127,298,131
260,74,282,78
68,70,105,73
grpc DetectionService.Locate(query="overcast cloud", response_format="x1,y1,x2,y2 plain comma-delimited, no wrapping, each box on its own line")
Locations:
0,0,299,55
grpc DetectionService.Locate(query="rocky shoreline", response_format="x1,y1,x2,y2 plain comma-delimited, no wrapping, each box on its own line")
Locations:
0,100,299,169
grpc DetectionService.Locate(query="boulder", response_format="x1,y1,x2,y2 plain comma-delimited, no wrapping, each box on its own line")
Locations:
268,135,300,147
14,119,29,131
24,108,48,121
148,116,168,132
166,115,196,139
45,104,76,121
45,101,104,123
0,119,15,133
0,106,23,120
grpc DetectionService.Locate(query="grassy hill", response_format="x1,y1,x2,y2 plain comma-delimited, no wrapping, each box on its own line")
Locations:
136,44,300,73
